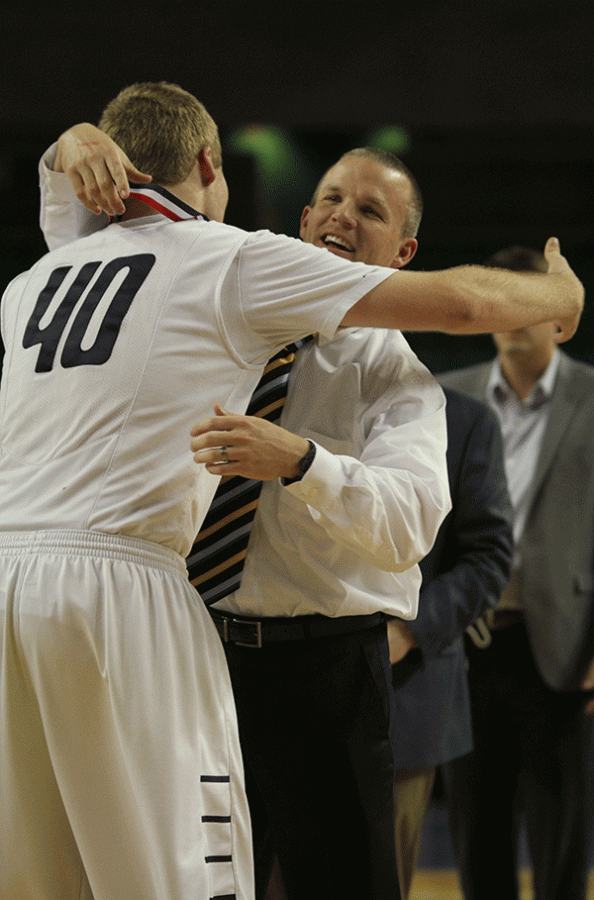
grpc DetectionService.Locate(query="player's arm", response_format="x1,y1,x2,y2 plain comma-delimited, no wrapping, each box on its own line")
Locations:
342,237,583,342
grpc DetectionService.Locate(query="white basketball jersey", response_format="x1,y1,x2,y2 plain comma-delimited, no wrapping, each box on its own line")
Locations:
0,216,391,555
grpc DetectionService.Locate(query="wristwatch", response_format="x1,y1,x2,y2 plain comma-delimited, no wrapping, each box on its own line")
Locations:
284,439,316,484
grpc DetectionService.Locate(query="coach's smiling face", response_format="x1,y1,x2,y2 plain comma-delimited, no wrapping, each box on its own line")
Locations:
299,154,417,269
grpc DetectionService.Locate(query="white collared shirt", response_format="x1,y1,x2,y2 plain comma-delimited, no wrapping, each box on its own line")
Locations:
215,328,450,619
486,350,559,549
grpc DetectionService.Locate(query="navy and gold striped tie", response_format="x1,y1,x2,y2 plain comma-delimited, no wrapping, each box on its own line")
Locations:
187,337,312,605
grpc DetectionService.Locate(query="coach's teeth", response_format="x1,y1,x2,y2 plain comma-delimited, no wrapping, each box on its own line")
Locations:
323,235,354,252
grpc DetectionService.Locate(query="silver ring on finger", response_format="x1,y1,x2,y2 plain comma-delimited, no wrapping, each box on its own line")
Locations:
220,445,228,462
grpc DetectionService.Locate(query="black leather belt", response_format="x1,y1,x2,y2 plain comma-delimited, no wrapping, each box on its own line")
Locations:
209,609,385,649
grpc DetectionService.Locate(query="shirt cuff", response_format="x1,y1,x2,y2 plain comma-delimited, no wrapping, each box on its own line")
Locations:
282,441,343,509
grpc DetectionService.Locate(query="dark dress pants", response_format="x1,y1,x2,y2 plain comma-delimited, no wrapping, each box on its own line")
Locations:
224,621,401,900
441,621,594,900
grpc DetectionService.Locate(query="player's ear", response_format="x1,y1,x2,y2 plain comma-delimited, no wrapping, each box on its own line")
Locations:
197,146,217,188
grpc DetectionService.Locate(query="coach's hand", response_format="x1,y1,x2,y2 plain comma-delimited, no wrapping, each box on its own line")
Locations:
544,237,585,344
191,404,310,481
54,123,152,217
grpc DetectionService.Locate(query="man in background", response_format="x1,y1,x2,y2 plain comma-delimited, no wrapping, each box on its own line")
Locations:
440,245,594,900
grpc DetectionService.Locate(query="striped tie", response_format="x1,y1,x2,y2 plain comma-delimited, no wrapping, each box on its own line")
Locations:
187,337,313,605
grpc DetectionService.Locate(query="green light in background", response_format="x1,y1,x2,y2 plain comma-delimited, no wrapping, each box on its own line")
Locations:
367,125,411,155
224,125,312,236
226,125,301,190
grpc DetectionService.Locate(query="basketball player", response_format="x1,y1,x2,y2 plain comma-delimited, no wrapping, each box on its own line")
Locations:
0,81,583,900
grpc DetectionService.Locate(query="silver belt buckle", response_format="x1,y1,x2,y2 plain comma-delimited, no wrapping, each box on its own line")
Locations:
231,617,263,648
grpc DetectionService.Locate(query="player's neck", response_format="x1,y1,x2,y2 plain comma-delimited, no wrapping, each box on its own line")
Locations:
119,199,157,221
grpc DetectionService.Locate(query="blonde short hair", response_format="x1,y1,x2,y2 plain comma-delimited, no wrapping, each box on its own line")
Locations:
98,81,222,185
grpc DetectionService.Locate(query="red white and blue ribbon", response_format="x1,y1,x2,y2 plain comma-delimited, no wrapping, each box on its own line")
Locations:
121,182,209,222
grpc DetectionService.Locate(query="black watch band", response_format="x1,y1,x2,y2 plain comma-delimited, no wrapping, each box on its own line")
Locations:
284,440,316,484
296,439,316,479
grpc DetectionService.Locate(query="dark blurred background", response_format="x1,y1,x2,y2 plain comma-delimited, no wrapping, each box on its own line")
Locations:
1,0,592,372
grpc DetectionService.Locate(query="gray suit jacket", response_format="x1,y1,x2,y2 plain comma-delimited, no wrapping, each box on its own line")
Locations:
440,350,594,690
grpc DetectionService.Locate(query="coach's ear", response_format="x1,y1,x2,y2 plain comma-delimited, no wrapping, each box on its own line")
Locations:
299,206,311,240
197,146,217,187
390,238,418,269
